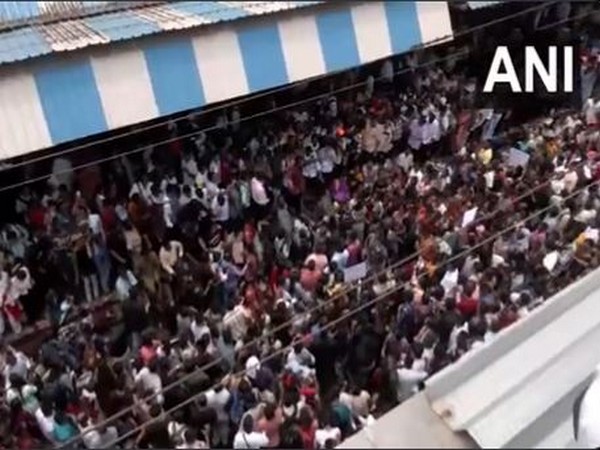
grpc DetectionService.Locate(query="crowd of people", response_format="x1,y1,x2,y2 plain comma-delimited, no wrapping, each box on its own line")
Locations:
0,42,599,450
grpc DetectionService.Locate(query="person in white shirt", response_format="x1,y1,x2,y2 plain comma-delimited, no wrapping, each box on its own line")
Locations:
302,147,320,182
421,113,437,145
249,175,271,221
563,166,579,193
1,267,30,334
408,116,424,153
159,240,184,276
429,113,442,144
134,360,164,405
419,112,441,161
163,196,175,230
209,157,222,185
0,224,30,260
396,353,428,402
197,171,219,202
223,305,250,342
179,185,195,207
49,157,74,191
318,145,337,184
250,176,270,206
174,427,207,449
286,342,316,379
376,121,394,155
440,106,454,136
4,347,31,383
8,266,32,301
331,245,349,270
396,151,414,173
115,266,138,301
212,192,230,225
315,420,341,449
35,401,56,443
205,385,232,447
182,153,199,186
233,414,269,449
381,58,394,84
81,421,119,449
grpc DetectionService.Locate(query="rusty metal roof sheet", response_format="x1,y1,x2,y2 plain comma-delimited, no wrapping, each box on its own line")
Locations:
134,3,208,31
39,19,109,52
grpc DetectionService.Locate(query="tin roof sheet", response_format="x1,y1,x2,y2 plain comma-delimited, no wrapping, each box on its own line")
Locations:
134,3,208,31
0,26,50,63
0,1,323,65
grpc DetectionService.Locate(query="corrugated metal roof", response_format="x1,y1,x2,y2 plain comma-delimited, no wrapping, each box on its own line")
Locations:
0,1,148,27
230,1,313,15
0,1,40,23
426,267,600,449
0,1,323,65
39,19,109,52
84,10,160,42
0,26,50,63
134,3,207,31
168,1,249,22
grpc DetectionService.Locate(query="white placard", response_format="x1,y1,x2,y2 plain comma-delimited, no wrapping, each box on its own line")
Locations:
543,251,559,272
344,262,368,283
484,171,495,189
461,207,478,228
584,165,592,180
508,148,530,167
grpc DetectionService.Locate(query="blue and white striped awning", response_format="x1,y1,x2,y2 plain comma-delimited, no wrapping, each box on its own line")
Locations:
0,1,455,161
0,1,323,65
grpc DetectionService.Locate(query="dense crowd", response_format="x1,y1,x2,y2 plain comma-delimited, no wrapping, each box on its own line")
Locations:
0,45,599,450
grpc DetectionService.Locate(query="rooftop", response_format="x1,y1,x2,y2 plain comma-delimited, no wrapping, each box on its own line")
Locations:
0,1,323,65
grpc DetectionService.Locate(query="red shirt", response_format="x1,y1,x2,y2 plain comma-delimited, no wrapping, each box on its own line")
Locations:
269,266,280,291
457,295,478,317
300,268,320,293
220,159,232,186
285,160,305,196
100,205,117,233
346,241,362,266
300,422,317,450
27,206,46,231
300,386,318,408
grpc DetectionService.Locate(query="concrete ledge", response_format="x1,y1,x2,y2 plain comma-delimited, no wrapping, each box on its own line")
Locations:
426,266,600,448
339,267,600,449
338,392,477,449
